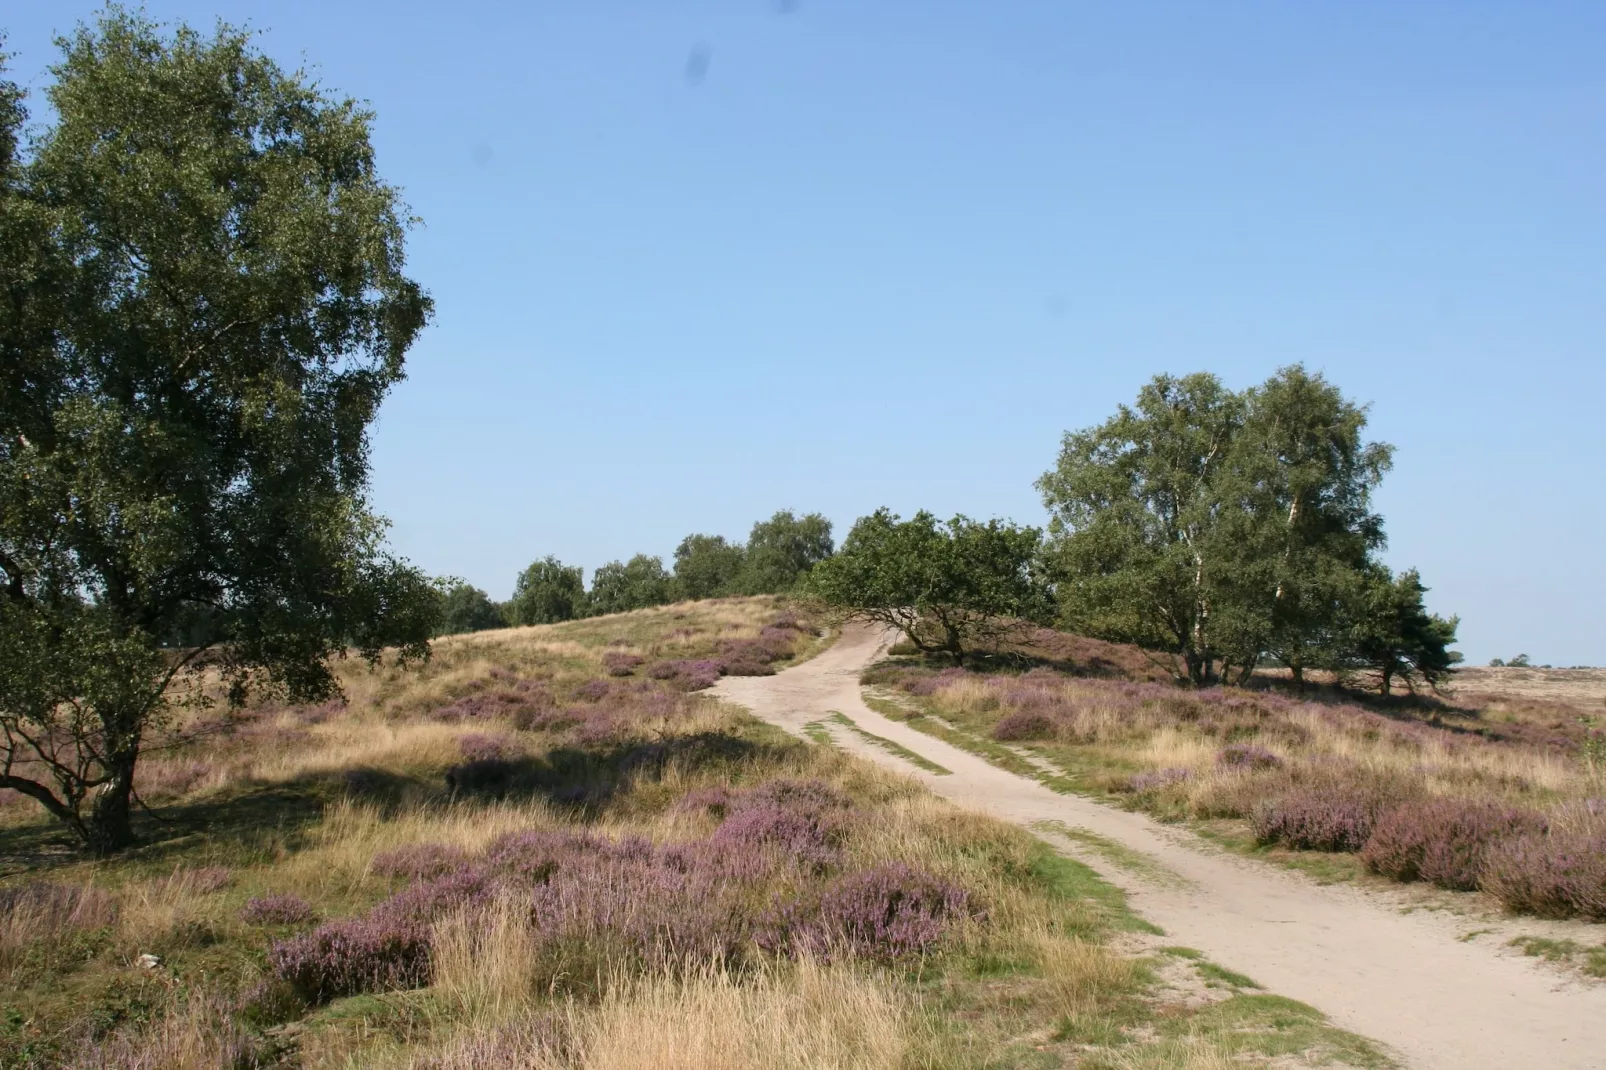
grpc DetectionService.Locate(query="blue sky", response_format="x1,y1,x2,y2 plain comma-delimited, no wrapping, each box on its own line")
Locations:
7,2,1604,665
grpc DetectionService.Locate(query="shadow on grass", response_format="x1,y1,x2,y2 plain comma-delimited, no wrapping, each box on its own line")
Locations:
445,731,765,810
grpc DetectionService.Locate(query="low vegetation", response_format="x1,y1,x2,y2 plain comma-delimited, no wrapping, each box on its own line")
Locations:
864,627,1606,923
0,598,1390,1068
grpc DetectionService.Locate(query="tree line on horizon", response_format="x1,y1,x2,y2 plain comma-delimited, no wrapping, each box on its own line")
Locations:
435,510,835,634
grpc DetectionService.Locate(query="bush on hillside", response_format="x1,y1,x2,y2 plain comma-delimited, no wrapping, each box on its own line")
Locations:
1251,790,1385,853
1360,798,1546,891
1480,819,1606,920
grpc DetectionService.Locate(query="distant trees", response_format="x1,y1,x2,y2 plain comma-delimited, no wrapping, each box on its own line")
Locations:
438,583,508,635
509,557,587,625
1039,366,1458,691
672,535,747,601
589,554,672,615
742,511,836,594
1345,568,1460,695
669,511,835,601
0,13,437,853
808,509,1048,665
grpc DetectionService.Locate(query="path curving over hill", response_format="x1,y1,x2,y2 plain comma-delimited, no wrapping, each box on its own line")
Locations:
713,624,1606,1070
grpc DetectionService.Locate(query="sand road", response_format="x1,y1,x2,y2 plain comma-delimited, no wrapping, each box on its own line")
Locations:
713,625,1606,1070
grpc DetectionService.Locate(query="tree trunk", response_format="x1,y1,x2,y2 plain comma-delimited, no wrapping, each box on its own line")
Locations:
1379,666,1393,697
85,753,138,856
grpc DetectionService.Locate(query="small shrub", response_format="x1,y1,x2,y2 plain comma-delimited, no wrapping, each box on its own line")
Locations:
1217,743,1283,771
991,709,1056,741
711,803,843,872
1482,828,1606,920
601,651,644,676
1251,790,1382,853
786,863,970,961
269,913,431,1002
646,659,723,691
457,733,514,762
721,657,776,677
575,679,611,702
1361,798,1546,891
240,895,316,926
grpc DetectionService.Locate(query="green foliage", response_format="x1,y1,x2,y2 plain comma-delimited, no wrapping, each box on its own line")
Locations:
588,554,672,616
740,510,834,593
672,533,746,600
509,556,587,625
1038,366,1439,689
1344,567,1460,695
808,508,1048,665
0,12,436,854
437,582,508,636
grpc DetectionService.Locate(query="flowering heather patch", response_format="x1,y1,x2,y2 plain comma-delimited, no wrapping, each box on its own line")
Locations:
602,651,645,676
1360,799,1547,891
458,732,515,763
240,894,316,925
1251,790,1384,853
575,679,612,702
780,864,970,961
433,683,552,724
1217,743,1283,771
1481,824,1606,920
372,842,472,880
991,709,1057,741
646,659,723,691
899,668,968,697
1126,767,1192,793
269,912,433,1002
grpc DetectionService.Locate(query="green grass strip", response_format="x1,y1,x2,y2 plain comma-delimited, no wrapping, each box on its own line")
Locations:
826,712,952,775
863,694,1079,792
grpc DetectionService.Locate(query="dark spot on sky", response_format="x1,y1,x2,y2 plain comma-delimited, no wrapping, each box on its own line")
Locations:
685,44,711,86
471,143,493,167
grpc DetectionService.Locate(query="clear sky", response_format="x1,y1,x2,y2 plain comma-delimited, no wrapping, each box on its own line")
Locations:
7,2,1604,666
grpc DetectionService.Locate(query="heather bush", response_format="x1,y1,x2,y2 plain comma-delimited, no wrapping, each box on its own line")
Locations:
240,894,316,925
1217,743,1283,771
646,659,724,691
602,651,645,676
1481,826,1606,920
782,863,970,961
457,733,514,763
1251,790,1384,852
991,709,1057,741
269,913,432,1002
575,679,612,702
710,803,845,872
1360,798,1546,891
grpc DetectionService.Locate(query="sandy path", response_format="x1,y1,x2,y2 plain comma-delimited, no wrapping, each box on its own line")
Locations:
713,625,1606,1070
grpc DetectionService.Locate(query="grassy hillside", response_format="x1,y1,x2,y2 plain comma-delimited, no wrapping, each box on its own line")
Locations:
0,598,1390,1068
863,628,1606,926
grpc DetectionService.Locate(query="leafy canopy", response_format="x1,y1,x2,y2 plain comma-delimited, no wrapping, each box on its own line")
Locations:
509,556,587,625
0,10,437,853
589,554,672,616
808,509,1048,665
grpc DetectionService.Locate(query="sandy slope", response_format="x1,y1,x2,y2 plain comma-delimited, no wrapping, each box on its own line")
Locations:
713,625,1606,1070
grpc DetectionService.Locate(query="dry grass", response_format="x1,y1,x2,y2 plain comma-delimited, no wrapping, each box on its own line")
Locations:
1,598,1384,1069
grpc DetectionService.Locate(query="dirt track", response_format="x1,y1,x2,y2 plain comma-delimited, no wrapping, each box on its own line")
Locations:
713,625,1606,1070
